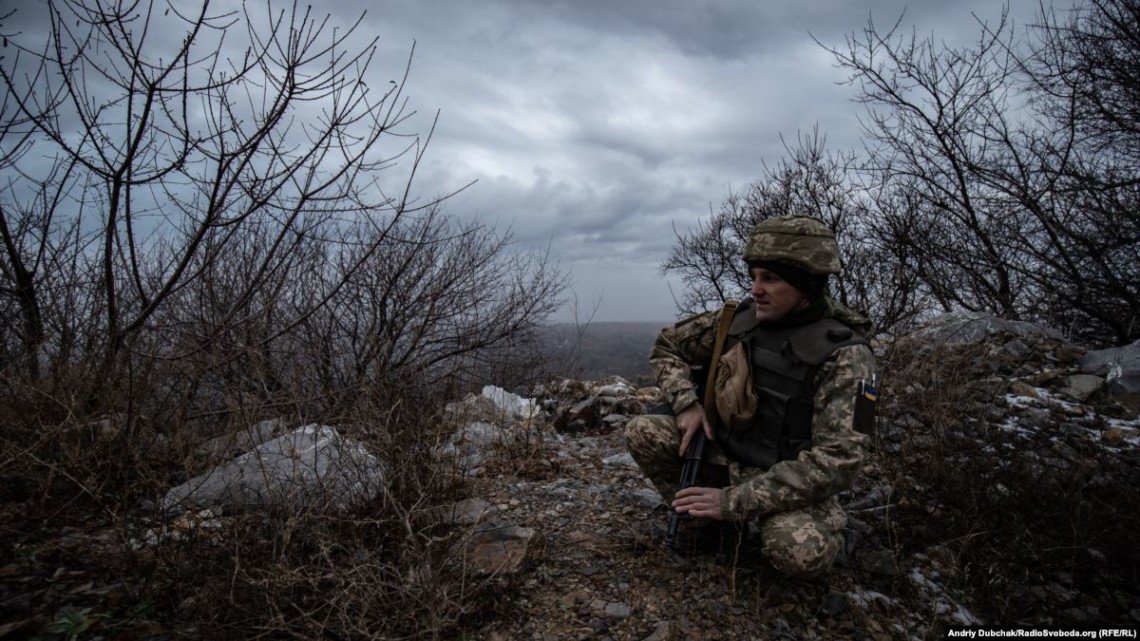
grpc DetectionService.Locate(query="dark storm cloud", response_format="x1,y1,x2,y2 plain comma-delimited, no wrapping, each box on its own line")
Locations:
488,0,1030,59
370,1,1048,321
0,0,1049,321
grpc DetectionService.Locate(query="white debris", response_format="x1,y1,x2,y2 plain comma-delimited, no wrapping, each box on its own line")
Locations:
482,385,539,421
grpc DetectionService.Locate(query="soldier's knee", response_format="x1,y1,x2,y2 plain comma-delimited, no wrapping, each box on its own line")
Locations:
624,414,677,455
624,414,651,444
765,532,842,578
761,514,843,579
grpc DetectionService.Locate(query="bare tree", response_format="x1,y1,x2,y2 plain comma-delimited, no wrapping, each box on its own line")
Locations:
0,0,566,416
826,11,1035,319
826,3,1140,345
662,130,923,334
1019,0,1140,342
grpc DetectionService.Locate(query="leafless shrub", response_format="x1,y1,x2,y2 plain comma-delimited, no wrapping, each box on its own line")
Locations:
662,129,925,335
878,337,1140,623
0,1,563,638
825,2,1140,346
670,1,1140,347
133,396,503,640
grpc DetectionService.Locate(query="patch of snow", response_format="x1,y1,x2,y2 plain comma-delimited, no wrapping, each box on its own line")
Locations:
997,418,1039,439
908,567,943,593
936,599,983,626
1106,416,1140,431
846,589,899,609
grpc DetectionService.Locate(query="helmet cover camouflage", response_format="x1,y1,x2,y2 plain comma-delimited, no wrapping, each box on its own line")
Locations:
742,214,841,275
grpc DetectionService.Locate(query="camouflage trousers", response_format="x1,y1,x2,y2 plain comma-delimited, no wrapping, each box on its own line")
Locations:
625,412,846,579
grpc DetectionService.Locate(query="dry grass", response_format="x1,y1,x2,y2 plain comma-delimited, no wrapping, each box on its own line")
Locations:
0,372,519,640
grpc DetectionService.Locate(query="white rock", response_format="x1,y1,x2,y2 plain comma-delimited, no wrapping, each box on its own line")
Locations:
163,424,385,514
482,385,539,421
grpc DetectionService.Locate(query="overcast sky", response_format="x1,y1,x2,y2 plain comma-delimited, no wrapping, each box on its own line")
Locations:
331,0,1051,323
4,0,1051,324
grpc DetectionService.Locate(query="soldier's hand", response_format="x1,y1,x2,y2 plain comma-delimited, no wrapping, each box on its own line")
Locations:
673,486,724,520
676,402,712,456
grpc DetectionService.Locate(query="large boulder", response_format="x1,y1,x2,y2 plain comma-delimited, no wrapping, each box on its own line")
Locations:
195,418,290,465
1080,340,1140,398
442,386,540,429
911,311,1063,345
441,394,503,427
163,424,385,514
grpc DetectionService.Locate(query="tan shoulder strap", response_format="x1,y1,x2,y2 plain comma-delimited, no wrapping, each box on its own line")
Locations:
703,299,739,419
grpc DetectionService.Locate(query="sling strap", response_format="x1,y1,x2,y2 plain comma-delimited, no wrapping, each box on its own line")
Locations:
702,299,739,425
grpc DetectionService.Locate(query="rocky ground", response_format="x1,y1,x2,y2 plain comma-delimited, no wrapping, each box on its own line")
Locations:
443,313,1140,640
3,312,1139,640
462,425,938,641
443,386,987,641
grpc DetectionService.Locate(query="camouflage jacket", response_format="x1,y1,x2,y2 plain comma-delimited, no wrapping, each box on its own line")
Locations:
649,297,874,520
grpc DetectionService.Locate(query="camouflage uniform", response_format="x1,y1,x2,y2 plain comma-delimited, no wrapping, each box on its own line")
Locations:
627,215,873,578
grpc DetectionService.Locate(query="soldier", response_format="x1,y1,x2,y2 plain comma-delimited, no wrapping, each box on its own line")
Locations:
626,214,875,578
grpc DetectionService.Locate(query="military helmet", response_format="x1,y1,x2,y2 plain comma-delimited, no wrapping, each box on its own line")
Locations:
742,214,841,275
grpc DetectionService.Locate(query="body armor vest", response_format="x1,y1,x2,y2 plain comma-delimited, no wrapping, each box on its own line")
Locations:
712,300,868,470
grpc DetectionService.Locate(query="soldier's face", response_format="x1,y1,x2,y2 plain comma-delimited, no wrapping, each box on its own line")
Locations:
750,267,810,323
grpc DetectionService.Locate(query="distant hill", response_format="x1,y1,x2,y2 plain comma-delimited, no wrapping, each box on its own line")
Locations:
537,321,667,384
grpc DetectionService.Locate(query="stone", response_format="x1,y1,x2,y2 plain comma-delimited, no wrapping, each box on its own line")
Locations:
598,383,633,397
1056,374,1104,401
163,424,385,514
441,394,502,427
1003,339,1031,359
604,602,632,618
1053,344,1086,364
602,452,637,468
624,487,663,509
591,600,631,619
1080,340,1140,397
555,396,602,433
452,497,494,523
858,549,898,576
587,618,609,633
913,311,1063,345
419,497,495,527
561,590,591,608
467,525,535,574
1032,368,1065,385
1008,381,1040,398
642,621,675,641
1103,429,1125,445
442,421,517,474
482,385,540,422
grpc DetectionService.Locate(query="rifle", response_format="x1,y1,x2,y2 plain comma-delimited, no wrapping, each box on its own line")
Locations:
665,299,738,550
665,429,708,548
